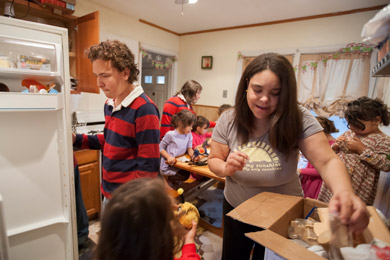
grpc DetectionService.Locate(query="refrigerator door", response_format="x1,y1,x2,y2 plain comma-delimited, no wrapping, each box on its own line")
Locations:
0,17,76,260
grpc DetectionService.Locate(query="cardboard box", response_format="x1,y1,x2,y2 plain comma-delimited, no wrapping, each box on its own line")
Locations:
227,192,390,260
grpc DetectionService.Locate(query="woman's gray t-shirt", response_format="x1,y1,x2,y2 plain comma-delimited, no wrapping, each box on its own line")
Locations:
212,107,323,207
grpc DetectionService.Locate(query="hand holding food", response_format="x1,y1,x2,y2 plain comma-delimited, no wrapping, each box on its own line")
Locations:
174,202,200,229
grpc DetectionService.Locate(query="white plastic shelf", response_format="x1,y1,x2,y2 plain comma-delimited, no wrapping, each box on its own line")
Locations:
0,67,61,82
0,92,64,111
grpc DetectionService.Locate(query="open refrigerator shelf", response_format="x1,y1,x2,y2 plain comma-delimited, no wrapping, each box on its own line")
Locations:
0,92,64,111
0,67,61,81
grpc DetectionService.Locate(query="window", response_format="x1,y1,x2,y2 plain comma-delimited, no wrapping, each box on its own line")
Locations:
156,76,165,84
144,75,152,84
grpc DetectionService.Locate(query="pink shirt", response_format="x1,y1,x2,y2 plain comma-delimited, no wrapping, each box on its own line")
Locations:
191,132,212,148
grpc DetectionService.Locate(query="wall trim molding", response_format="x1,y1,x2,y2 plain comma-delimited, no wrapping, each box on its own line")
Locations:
139,5,385,36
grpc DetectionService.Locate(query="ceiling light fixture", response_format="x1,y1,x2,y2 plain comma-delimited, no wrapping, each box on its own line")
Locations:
175,0,198,16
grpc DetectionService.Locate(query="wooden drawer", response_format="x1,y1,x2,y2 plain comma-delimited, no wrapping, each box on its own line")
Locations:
74,149,99,165
74,149,101,220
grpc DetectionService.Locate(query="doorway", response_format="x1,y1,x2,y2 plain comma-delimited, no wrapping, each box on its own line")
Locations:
141,51,174,115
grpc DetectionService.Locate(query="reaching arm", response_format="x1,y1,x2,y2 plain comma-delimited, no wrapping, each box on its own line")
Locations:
300,131,369,233
187,147,194,158
135,103,160,175
160,149,176,166
73,132,105,150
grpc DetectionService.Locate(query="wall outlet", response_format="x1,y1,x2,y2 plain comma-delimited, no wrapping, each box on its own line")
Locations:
223,90,227,98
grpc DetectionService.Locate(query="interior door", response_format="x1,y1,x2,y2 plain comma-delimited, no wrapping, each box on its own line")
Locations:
142,68,169,115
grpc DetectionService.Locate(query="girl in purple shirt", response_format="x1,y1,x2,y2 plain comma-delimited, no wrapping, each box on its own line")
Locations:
160,110,197,188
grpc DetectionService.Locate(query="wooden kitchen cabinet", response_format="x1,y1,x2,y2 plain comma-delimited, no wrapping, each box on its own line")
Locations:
74,149,101,220
0,0,100,94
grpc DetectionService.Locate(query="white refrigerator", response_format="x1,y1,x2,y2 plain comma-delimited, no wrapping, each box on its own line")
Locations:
0,16,76,260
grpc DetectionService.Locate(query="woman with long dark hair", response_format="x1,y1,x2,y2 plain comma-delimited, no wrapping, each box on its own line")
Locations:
208,53,369,260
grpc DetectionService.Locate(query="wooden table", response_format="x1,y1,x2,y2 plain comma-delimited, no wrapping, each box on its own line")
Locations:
173,156,225,237
174,156,225,183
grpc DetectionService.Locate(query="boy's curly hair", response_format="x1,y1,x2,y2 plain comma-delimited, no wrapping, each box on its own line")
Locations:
85,40,139,84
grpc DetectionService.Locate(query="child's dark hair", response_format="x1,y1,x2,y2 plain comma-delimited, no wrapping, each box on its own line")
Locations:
192,116,209,132
345,96,390,130
316,116,338,134
95,178,185,260
171,110,196,128
218,104,232,116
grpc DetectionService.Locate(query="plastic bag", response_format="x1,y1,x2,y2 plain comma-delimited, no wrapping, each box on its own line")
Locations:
288,218,319,246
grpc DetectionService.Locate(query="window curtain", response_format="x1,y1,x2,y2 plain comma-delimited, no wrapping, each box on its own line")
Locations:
298,53,371,116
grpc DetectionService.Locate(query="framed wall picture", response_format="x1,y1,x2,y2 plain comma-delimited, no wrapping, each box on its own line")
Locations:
201,56,213,69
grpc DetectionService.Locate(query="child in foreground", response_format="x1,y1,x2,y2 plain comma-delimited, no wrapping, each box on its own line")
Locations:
160,110,197,188
318,97,390,205
95,178,200,260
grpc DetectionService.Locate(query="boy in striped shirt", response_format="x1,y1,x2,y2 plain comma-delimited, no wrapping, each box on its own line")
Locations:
73,40,160,200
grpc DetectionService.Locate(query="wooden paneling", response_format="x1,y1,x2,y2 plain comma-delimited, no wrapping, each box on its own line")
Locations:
192,104,219,123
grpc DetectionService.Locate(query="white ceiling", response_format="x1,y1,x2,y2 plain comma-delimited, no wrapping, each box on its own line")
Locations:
91,0,389,35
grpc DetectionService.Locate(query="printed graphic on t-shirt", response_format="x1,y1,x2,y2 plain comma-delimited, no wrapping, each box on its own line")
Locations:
237,141,281,172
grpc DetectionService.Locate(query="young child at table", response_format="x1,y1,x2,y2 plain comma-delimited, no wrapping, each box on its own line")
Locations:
191,116,212,149
160,109,197,188
318,97,390,205
95,178,200,260
190,116,212,180
299,116,338,199
217,104,232,118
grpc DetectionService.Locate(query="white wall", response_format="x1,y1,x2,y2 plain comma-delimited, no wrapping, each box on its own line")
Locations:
178,11,378,106
70,0,180,112
70,2,377,110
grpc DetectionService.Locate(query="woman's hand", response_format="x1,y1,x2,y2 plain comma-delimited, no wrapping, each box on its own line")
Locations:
72,132,76,144
183,221,198,245
328,191,369,234
224,150,249,176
